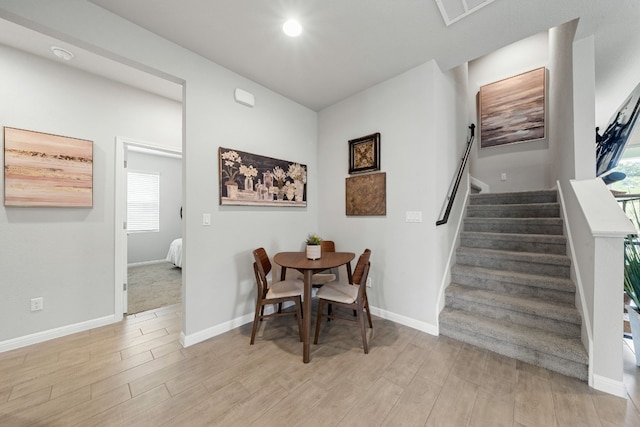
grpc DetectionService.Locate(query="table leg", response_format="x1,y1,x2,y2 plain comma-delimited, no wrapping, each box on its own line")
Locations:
303,269,313,363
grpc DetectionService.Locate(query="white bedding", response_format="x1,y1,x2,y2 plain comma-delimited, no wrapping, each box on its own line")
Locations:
166,238,182,268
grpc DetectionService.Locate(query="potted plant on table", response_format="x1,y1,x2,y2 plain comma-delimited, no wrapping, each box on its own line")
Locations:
306,233,322,260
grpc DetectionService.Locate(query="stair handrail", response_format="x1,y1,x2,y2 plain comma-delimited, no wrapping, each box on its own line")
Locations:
436,124,476,226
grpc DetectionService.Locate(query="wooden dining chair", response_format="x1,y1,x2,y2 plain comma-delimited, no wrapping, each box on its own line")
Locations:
314,249,372,353
294,239,338,287
251,247,303,345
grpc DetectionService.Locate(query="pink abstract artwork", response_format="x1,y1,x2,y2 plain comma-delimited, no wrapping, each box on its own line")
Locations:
4,127,93,207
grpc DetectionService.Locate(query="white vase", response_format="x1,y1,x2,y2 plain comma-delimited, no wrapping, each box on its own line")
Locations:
306,245,321,260
627,305,640,366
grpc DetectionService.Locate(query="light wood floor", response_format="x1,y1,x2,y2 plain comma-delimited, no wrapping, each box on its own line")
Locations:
1,304,640,426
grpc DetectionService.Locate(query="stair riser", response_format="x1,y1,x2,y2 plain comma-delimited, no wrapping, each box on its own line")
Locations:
466,205,560,218
456,254,569,277
464,221,563,235
439,325,587,381
451,273,575,304
470,192,557,206
460,236,566,254
445,295,581,337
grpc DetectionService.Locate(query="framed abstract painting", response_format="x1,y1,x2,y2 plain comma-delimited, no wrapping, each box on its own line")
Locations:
4,127,93,207
479,67,546,148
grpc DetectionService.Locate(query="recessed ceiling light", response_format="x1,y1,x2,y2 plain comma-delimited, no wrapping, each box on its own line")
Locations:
282,19,302,37
51,46,74,61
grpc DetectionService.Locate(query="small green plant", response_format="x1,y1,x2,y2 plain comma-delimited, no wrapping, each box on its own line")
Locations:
306,233,322,245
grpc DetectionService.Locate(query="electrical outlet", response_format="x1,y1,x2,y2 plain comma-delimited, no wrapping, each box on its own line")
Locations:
366,277,372,288
500,172,507,181
30,297,43,311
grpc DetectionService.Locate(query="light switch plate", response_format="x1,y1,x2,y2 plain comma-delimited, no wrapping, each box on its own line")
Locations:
202,213,211,226
405,211,422,223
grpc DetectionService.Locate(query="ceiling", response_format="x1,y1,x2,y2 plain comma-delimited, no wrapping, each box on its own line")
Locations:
1,1,639,124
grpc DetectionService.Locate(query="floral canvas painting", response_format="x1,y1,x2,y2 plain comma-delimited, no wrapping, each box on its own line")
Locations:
4,127,93,207
218,147,307,207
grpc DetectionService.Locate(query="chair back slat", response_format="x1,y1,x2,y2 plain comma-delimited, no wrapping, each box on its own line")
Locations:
321,240,336,253
351,249,371,285
253,248,271,298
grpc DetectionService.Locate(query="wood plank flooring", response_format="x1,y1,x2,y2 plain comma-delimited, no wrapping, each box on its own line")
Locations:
1,303,640,426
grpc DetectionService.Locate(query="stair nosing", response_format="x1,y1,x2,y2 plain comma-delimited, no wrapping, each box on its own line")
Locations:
451,264,575,292
440,308,588,364
446,283,582,324
457,247,571,266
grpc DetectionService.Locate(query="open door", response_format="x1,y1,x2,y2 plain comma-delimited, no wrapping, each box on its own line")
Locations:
115,137,128,317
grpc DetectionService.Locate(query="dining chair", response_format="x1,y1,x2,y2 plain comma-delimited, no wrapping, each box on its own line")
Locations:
251,247,304,345
294,239,338,287
313,249,372,353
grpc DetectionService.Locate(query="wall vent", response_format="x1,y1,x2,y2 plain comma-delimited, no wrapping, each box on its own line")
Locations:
435,0,495,26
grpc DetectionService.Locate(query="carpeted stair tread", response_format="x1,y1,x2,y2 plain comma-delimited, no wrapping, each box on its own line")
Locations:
451,264,575,293
466,202,560,218
457,247,571,267
439,307,588,365
446,283,581,325
464,217,564,235
460,231,566,254
469,190,558,206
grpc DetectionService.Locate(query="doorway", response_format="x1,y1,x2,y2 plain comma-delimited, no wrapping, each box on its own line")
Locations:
115,139,182,316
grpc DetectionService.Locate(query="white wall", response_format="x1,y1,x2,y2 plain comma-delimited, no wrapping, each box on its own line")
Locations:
0,1,318,347
127,151,182,264
468,32,551,192
0,44,181,342
318,60,464,332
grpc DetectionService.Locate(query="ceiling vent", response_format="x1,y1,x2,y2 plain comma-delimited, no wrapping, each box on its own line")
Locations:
435,0,495,26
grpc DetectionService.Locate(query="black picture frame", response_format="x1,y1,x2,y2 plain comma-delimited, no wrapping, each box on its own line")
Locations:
348,132,380,174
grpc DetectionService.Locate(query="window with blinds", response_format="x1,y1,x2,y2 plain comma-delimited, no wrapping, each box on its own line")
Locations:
127,171,160,232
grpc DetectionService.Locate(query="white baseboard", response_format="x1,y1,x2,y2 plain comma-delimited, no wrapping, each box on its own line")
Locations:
0,314,120,353
369,306,438,336
181,313,253,347
181,304,438,348
592,374,627,398
127,259,168,267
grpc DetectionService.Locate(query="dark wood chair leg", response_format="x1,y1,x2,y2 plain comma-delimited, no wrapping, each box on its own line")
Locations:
358,303,368,354
364,293,373,328
295,296,303,342
314,299,324,344
250,302,262,345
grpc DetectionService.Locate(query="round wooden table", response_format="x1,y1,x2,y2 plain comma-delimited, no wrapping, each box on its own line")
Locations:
274,251,355,363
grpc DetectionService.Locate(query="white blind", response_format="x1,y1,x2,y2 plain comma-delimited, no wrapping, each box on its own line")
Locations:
127,171,160,232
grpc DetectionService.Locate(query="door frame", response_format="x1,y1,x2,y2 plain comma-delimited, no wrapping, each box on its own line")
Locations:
114,137,182,317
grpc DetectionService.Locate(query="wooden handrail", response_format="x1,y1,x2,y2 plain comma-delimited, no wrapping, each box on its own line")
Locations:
436,124,475,226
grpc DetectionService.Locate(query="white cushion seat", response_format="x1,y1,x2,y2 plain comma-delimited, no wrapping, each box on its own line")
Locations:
266,279,303,299
316,282,359,304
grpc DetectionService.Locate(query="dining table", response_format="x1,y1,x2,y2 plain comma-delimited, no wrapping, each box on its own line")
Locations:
274,251,355,363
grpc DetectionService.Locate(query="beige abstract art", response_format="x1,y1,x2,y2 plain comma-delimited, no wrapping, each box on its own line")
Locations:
4,127,93,207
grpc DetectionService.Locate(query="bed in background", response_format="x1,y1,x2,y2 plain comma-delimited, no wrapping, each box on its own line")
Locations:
166,238,182,268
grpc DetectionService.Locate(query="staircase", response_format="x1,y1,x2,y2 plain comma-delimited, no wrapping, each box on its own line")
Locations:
439,189,588,380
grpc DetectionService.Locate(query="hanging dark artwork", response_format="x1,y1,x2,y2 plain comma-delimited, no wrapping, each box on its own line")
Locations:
218,147,307,207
